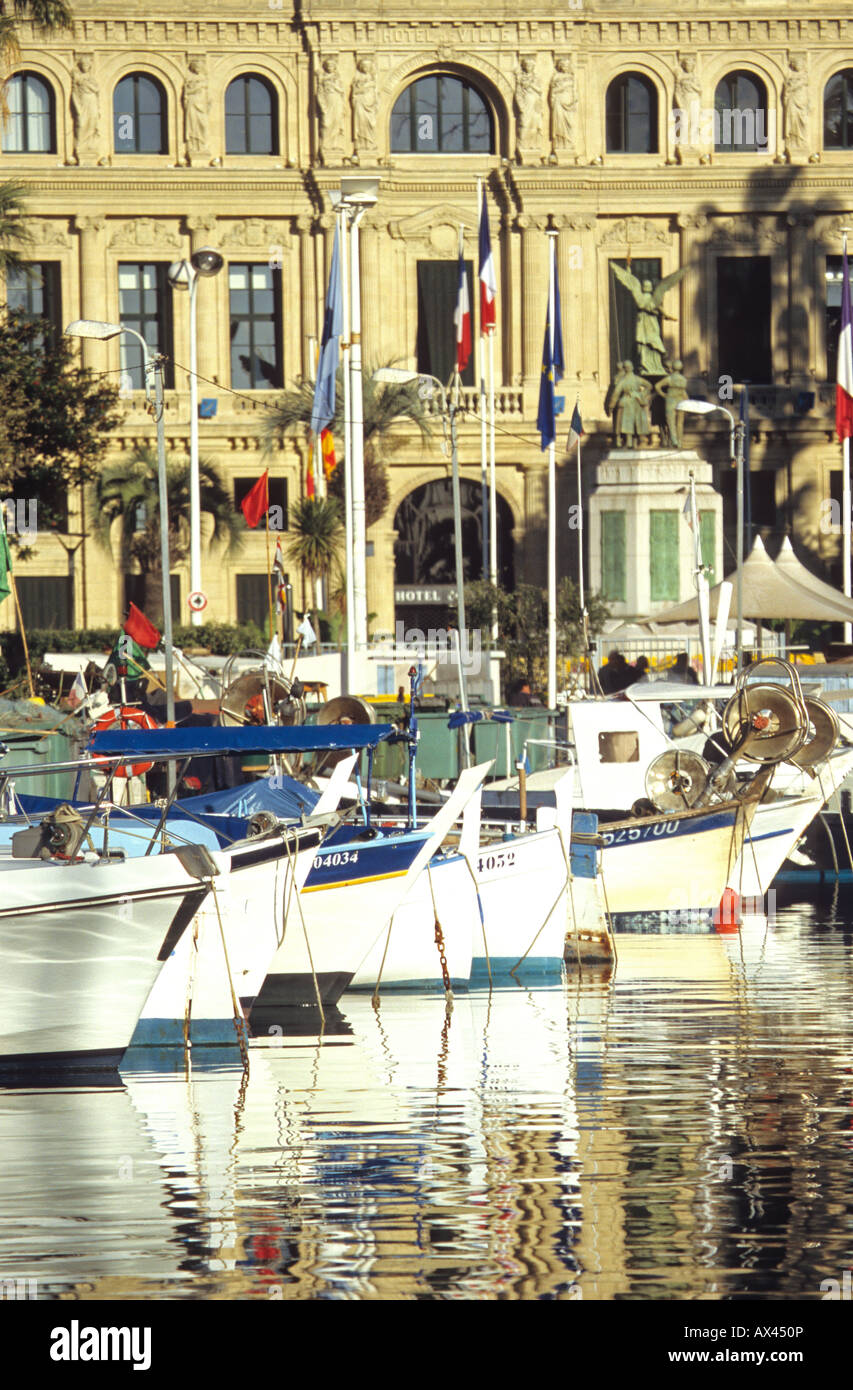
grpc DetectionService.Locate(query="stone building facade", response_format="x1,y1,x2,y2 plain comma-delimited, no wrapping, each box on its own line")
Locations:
1,0,851,638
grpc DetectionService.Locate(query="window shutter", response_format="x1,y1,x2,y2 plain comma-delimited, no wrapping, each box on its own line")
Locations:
650,510,679,602
699,511,716,586
601,511,626,602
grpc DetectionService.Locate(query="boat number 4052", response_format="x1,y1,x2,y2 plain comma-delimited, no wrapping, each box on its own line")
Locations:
476,849,517,873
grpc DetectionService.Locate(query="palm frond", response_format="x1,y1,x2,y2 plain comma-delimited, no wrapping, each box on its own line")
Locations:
0,179,31,271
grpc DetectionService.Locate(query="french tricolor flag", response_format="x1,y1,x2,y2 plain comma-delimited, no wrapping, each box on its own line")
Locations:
478,186,497,334
454,244,471,373
837,243,853,441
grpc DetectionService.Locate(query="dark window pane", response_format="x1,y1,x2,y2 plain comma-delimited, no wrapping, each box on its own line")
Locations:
825,71,853,149
5,261,61,344
114,74,166,154
118,263,174,389
416,259,475,387
390,74,493,153
716,256,771,382
229,263,283,390
714,71,768,152
826,254,846,381
606,75,657,153
225,75,277,155
15,576,73,629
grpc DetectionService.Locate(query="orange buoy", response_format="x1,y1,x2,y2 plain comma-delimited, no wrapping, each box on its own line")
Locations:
713,887,741,933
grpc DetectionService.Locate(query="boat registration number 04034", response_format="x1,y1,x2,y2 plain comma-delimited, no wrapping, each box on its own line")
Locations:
601,822,679,846
476,848,517,873
312,850,360,869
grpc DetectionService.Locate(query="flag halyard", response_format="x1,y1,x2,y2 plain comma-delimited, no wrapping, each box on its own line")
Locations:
837,243,853,442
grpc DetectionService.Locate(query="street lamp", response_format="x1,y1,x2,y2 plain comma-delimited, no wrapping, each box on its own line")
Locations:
168,247,224,627
65,319,176,735
330,177,379,660
677,398,745,674
374,368,471,749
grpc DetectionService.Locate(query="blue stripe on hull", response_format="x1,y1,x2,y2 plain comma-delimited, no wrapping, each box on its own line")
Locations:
303,832,429,891
601,808,736,849
470,956,564,984
127,1017,248,1048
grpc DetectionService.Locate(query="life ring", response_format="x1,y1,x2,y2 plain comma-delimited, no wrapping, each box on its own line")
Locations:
92,706,159,778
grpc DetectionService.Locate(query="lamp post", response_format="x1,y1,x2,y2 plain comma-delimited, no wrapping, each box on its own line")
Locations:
677,398,744,674
168,248,224,626
65,319,176,735
374,368,471,753
330,177,379,663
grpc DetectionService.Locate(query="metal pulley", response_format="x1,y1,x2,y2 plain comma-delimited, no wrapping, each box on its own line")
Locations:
220,671,305,728
722,684,808,764
645,749,711,812
247,810,278,838
787,697,839,769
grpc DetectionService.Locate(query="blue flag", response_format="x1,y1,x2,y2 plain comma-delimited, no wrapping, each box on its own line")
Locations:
310,225,343,436
536,267,564,451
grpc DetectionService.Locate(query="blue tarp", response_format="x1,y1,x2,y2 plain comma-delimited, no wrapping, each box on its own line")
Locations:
89,723,395,759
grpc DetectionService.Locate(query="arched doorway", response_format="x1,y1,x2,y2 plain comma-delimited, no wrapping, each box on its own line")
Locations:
393,478,514,632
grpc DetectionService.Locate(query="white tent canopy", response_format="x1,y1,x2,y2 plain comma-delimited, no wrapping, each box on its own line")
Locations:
654,535,853,624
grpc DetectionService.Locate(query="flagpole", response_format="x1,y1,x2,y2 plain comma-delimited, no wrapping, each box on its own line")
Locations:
844,230,852,644
547,230,558,711
489,329,497,625
477,180,488,583
10,574,34,699
340,207,355,689
264,504,274,647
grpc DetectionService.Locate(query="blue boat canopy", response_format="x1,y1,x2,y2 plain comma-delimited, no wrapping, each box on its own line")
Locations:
89,723,396,759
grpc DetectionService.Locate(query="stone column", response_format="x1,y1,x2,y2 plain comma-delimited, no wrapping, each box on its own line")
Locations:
366,522,396,639
360,215,381,368
522,461,548,587
187,216,221,386
519,214,549,411
558,216,593,386
787,213,815,384
75,217,107,373
296,215,316,383
677,213,707,385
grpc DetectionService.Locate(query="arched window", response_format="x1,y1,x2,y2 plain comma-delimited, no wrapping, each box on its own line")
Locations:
113,73,167,154
2,72,55,153
391,74,493,153
225,74,278,155
714,71,768,152
606,74,658,153
825,70,853,149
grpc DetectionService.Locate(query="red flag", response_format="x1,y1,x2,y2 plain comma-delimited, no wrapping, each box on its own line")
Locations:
241,471,269,528
837,244,853,441
123,601,161,650
306,453,315,499
320,428,337,479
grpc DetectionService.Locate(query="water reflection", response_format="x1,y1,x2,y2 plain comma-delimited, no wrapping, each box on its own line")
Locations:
0,893,852,1300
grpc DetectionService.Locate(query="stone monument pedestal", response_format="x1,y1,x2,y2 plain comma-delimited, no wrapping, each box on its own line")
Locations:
589,449,723,621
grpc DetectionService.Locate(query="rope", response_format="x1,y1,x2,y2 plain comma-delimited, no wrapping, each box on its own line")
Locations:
510,830,569,977
370,910,396,1007
209,880,250,1068
283,831,325,1027
426,861,453,1006
459,849,491,986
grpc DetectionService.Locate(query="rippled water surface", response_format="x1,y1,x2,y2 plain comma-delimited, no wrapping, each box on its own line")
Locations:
2,886,853,1302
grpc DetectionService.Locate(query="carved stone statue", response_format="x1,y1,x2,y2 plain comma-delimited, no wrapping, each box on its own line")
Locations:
673,52,701,162
550,57,578,155
316,55,346,161
515,56,543,155
610,361,651,448
784,52,809,157
71,53,100,164
352,56,378,159
655,360,689,448
610,263,687,377
183,56,209,164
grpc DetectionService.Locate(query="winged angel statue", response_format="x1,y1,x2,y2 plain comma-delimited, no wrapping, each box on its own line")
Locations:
610,264,687,377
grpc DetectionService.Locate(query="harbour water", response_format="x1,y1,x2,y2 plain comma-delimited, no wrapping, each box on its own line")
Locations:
2,883,852,1313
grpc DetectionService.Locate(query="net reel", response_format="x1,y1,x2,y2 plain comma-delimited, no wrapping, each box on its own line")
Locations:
722,658,814,765
644,749,711,813
312,696,376,776
787,697,840,770
219,657,306,729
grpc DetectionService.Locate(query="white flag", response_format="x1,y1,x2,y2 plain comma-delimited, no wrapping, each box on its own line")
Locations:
68,670,87,709
297,615,317,647
264,633,283,671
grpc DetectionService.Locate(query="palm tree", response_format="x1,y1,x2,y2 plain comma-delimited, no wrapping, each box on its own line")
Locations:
263,364,432,529
90,446,243,623
286,495,344,636
0,180,31,272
